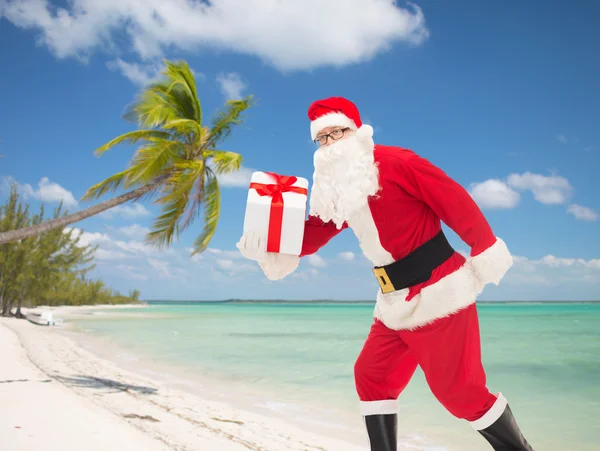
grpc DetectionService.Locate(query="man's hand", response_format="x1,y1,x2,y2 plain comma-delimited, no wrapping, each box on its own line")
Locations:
236,233,300,280
236,233,267,262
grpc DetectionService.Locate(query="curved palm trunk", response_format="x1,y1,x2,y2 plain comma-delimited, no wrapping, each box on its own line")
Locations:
0,182,160,245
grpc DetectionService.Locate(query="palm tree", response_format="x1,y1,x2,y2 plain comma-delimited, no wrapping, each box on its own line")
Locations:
0,60,253,254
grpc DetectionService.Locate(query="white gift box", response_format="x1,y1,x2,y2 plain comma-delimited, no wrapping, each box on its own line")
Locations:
243,171,309,256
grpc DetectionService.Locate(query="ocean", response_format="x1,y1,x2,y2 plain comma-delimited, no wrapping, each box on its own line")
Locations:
66,302,600,451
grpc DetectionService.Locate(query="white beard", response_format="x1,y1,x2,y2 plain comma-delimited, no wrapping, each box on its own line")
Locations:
309,127,380,228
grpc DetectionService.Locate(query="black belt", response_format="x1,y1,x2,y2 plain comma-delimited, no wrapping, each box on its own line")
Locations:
372,231,455,294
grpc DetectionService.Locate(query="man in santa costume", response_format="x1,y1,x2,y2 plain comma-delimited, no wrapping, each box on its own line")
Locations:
237,97,534,451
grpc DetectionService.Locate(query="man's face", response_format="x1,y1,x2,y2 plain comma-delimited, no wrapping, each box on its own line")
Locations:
314,126,356,147
309,123,379,227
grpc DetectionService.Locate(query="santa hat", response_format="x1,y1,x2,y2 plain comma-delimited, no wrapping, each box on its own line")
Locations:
308,96,373,142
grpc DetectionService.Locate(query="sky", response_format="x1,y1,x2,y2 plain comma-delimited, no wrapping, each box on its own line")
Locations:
1,0,598,301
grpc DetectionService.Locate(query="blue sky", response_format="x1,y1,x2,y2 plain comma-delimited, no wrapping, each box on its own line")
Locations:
1,0,598,301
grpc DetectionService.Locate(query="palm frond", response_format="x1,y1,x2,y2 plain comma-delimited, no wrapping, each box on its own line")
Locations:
158,160,204,204
144,196,187,249
82,167,137,201
123,85,182,128
162,84,198,123
124,61,201,127
204,96,254,149
145,160,204,248
181,164,206,231
93,130,172,156
192,169,220,255
204,150,243,174
163,60,201,123
162,119,203,137
128,141,182,185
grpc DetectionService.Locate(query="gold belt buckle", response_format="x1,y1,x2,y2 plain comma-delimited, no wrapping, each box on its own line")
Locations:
373,267,395,294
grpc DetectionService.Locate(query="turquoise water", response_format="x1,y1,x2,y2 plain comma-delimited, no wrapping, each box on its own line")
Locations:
69,302,600,450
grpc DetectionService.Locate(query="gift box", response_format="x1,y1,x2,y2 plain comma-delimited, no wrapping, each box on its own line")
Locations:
243,171,309,255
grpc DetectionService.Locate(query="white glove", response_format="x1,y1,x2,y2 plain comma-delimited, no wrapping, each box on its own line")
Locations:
259,253,300,280
236,233,299,280
236,233,267,262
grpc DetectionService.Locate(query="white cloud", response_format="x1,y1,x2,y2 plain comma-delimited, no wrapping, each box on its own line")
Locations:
99,203,151,219
291,271,309,281
469,179,520,209
77,231,110,247
589,260,600,270
567,204,598,222
207,248,243,259
216,72,246,100
538,255,600,269
205,249,258,273
106,58,205,86
148,258,171,278
292,268,320,278
216,259,234,270
117,224,151,239
2,176,78,207
65,228,162,264
113,239,164,256
512,255,537,272
307,254,327,267
506,172,572,205
116,264,149,281
61,226,265,285
217,167,255,188
106,58,162,86
95,248,129,260
506,254,600,287
558,134,568,144
64,228,111,247
339,252,355,261
1,0,429,72
515,254,600,270
470,171,577,210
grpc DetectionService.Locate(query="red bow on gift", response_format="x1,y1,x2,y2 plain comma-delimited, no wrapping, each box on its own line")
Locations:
249,172,308,253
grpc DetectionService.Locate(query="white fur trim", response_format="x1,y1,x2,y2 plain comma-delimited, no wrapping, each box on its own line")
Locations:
258,253,300,280
310,112,357,140
355,124,374,142
373,263,483,330
470,238,513,285
346,206,514,330
470,393,508,430
360,399,398,416
347,204,395,267
374,238,513,330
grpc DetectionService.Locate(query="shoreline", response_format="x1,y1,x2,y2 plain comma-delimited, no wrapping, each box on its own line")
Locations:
59,307,368,444
0,307,367,451
144,300,600,304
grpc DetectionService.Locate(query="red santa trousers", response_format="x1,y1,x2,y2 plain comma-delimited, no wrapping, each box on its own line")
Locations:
354,303,498,423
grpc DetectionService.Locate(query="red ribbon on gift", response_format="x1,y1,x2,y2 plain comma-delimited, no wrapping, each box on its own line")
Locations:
249,172,308,253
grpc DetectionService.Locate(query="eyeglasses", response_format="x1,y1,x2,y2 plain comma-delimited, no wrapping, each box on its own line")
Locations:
314,127,350,145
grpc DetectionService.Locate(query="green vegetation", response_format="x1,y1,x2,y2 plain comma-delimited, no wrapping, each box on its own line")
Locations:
0,185,141,318
0,59,254,255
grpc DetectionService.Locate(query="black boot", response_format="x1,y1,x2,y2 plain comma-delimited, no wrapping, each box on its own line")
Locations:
364,414,397,451
478,404,533,450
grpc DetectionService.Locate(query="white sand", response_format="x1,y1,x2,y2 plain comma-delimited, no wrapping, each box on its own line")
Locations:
0,310,367,451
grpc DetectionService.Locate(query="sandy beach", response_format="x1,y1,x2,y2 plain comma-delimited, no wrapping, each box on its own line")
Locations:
0,306,366,451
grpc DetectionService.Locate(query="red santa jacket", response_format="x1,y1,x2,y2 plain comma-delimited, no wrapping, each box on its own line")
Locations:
299,145,513,330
